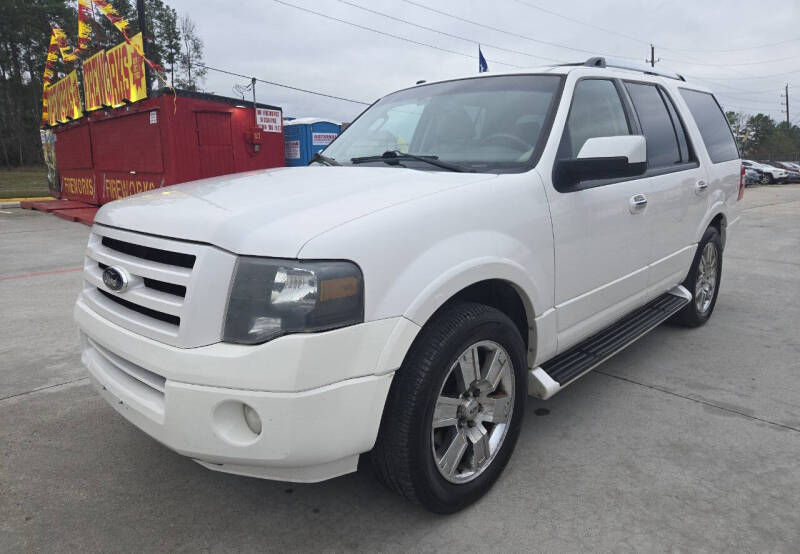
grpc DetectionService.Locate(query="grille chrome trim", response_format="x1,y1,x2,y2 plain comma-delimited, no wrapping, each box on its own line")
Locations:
82,224,237,348
97,289,181,326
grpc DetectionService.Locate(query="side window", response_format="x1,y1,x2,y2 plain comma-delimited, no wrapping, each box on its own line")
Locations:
679,89,739,163
661,89,693,163
624,82,683,169
560,79,630,159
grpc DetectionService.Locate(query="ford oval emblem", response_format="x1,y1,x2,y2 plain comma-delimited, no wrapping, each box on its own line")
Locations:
102,266,128,292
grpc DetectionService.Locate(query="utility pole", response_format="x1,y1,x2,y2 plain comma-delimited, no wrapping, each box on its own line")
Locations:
136,0,151,96
646,44,659,68
785,84,790,125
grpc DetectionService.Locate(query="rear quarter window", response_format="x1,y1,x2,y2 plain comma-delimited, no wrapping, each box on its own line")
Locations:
679,89,739,163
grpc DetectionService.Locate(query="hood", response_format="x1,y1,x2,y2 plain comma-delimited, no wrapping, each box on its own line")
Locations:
95,166,497,257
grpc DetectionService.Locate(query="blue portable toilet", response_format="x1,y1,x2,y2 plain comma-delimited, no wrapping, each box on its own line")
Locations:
283,118,342,166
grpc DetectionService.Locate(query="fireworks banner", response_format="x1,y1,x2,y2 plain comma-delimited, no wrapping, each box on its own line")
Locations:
105,33,148,107
41,0,165,127
45,70,83,126
40,31,60,126
82,50,111,111
92,0,131,38
52,27,78,63
77,0,92,51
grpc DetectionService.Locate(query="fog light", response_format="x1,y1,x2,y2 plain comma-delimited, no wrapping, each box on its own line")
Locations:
242,404,262,435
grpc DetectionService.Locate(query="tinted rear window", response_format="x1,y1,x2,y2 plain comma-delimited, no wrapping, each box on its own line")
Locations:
625,82,681,169
680,89,739,163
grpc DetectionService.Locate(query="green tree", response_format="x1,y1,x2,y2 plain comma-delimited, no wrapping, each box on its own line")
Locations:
0,0,76,167
146,0,181,87
745,113,777,159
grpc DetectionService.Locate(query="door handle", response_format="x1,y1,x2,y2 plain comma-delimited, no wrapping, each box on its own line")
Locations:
695,179,708,193
629,194,648,213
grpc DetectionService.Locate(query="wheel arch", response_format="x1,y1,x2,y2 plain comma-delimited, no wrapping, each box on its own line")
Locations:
709,212,726,249
696,207,728,251
401,260,542,369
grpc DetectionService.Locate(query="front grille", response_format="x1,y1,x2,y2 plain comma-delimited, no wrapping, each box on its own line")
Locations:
101,236,196,268
98,262,186,297
142,278,187,297
98,289,181,326
82,225,237,348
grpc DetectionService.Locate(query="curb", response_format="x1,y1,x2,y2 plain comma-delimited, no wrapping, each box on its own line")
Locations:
0,196,55,210
0,196,55,203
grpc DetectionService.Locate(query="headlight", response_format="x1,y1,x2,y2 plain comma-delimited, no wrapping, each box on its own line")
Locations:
223,257,364,344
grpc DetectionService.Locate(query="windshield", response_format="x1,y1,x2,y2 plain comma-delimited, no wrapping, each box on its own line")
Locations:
322,75,563,173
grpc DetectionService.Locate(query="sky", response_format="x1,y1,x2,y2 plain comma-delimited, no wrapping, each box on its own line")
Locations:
164,0,800,124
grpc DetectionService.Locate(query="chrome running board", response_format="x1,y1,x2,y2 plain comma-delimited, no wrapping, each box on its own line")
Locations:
528,286,691,399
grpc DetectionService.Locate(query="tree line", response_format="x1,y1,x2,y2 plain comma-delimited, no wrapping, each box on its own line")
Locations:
0,0,207,168
726,111,800,162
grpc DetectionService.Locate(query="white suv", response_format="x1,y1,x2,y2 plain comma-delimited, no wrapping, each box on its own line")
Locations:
742,159,787,184
75,57,743,513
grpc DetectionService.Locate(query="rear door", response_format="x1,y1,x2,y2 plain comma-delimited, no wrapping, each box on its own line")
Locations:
621,81,706,289
544,78,653,351
678,88,742,239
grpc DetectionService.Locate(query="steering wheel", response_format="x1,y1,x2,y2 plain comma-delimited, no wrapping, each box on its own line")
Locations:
479,133,532,151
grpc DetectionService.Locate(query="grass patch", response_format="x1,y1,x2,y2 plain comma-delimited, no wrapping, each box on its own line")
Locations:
0,167,50,199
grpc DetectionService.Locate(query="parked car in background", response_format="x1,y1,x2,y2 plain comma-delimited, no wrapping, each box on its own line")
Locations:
742,160,787,184
769,162,800,182
744,167,760,185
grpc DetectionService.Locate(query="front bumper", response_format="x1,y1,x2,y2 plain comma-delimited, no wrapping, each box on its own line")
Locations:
75,298,419,482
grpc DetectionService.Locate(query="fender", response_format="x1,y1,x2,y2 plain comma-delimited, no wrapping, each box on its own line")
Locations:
695,201,727,248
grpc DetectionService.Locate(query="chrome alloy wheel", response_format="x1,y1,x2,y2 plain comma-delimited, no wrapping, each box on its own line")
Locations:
695,242,718,314
431,340,515,484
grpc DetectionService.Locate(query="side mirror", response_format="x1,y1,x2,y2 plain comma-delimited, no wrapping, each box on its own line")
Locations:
555,135,647,189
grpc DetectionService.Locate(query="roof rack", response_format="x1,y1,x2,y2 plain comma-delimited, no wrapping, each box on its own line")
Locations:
576,57,685,81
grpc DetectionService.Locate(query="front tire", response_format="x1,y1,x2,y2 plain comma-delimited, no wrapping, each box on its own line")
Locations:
371,302,527,513
672,226,722,327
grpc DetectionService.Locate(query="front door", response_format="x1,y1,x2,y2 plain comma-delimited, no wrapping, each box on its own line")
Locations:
195,111,235,178
543,78,653,351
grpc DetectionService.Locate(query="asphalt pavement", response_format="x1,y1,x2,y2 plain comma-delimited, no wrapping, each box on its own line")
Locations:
2,184,799,552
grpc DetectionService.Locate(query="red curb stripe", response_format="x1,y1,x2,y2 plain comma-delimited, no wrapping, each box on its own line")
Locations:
0,267,82,281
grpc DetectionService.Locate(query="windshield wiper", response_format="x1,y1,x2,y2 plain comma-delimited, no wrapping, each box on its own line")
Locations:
309,152,340,166
350,150,474,172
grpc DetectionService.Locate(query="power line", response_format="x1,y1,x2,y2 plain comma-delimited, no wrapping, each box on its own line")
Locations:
509,0,647,46
508,0,800,81
198,64,372,105
511,0,800,60
682,68,800,81
270,0,523,68
661,37,800,54
399,0,800,86
333,0,564,63
662,54,800,68
397,0,639,60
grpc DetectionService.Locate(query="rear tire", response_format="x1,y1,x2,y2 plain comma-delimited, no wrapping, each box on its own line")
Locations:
371,302,527,514
760,173,771,185
672,226,722,327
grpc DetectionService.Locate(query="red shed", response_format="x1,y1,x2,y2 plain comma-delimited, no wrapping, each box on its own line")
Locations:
53,88,284,205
